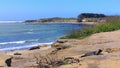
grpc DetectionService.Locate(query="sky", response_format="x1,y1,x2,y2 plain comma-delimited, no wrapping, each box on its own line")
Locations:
0,0,120,21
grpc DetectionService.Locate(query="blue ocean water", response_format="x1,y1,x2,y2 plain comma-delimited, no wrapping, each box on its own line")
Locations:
0,22,86,51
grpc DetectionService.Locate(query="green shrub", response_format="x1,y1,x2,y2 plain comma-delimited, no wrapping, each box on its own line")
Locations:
62,19,120,39
62,62,69,65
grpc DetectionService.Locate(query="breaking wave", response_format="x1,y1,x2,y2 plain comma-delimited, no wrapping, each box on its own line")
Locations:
0,39,39,45
0,42,53,51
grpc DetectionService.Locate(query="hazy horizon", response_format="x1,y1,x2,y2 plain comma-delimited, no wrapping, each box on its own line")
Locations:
0,0,120,21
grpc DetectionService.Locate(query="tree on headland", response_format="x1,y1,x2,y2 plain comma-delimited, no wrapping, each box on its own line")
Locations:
77,13,106,22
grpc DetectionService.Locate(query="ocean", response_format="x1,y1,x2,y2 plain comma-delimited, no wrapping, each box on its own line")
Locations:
0,22,86,51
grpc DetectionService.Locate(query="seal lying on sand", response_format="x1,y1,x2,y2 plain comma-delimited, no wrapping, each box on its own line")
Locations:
5,57,13,67
81,49,102,57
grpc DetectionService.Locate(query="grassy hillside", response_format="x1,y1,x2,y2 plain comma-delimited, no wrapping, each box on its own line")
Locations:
62,17,120,39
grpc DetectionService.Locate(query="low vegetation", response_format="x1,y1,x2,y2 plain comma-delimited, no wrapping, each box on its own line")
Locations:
25,17,77,23
62,17,120,39
34,54,80,68
34,54,63,68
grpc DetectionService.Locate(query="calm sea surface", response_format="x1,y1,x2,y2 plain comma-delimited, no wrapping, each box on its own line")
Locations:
0,22,86,51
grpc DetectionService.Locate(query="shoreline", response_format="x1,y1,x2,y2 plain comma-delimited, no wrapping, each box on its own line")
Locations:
0,42,54,52
0,22,94,52
1,30,120,67
24,22,97,25
0,22,98,68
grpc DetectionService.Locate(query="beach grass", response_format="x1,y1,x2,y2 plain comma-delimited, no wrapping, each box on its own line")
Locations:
61,18,120,39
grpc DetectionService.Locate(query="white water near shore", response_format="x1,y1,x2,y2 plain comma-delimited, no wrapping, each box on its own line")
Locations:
0,42,53,51
0,22,87,51
0,39,40,45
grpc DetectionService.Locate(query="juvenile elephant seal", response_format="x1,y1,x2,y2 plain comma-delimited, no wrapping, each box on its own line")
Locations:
81,49,102,57
5,57,13,67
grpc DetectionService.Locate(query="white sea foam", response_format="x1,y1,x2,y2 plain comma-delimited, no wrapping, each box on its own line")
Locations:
25,32,34,34
0,39,39,45
0,42,53,51
0,21,22,23
0,41,26,45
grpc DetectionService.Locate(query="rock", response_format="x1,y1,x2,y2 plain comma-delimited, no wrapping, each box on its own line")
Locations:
51,43,62,48
105,48,120,53
99,48,120,55
14,52,22,55
50,49,59,54
29,46,40,50
51,43,71,49
0,52,12,67
51,43,71,54
60,43,71,49
81,49,102,57
51,42,72,54
51,39,72,50
39,44,48,48
57,39,68,43
64,57,80,64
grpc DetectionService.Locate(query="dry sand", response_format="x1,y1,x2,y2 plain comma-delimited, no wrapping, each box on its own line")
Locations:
3,30,120,68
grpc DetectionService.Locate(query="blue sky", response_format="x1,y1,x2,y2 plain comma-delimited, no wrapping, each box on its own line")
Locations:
0,0,120,21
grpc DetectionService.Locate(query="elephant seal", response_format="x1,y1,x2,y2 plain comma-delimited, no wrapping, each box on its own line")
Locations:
81,49,102,57
5,57,13,67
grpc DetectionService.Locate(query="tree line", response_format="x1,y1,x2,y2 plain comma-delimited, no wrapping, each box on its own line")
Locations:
77,13,106,22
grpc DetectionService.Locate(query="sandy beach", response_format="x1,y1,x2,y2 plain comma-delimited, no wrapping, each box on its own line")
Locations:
0,30,120,68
